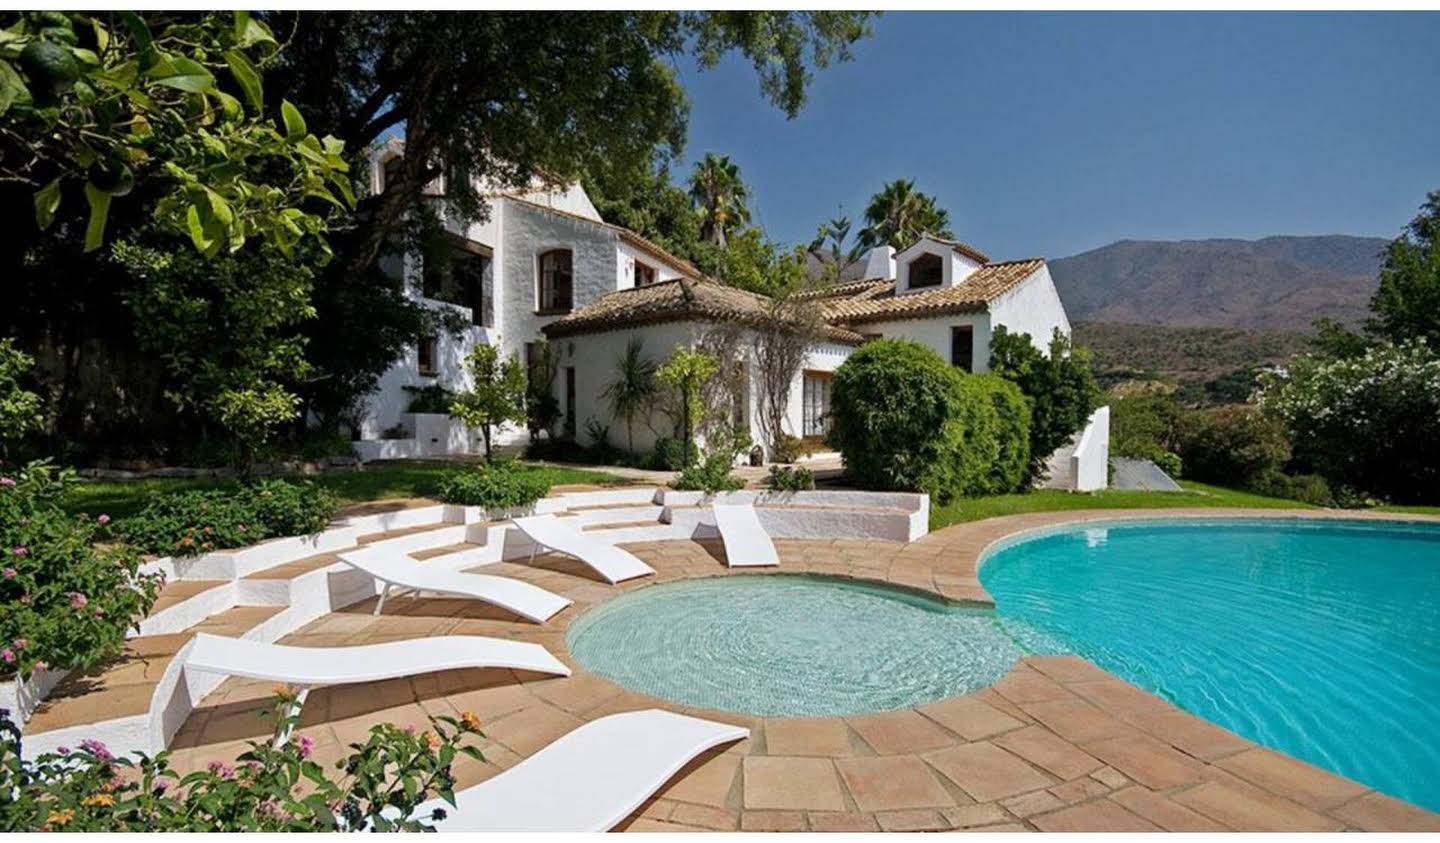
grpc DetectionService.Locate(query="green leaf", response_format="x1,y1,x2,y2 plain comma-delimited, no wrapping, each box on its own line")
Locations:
121,12,156,70
234,11,276,48
34,178,62,230
279,99,306,140
92,17,109,52
83,182,112,252
147,53,215,94
0,59,24,116
224,49,262,112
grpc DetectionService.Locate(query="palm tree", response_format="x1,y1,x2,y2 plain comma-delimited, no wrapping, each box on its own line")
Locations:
808,214,864,281
688,153,751,248
859,179,953,251
601,337,658,453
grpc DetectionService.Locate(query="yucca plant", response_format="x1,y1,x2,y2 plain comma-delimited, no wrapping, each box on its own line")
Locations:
601,338,658,454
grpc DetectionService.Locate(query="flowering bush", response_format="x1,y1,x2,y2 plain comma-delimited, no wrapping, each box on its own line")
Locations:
766,464,815,492
0,691,485,831
115,480,338,557
0,461,161,679
1256,340,1440,503
435,461,552,509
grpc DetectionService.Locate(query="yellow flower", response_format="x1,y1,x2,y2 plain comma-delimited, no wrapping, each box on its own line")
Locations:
423,731,442,751
48,809,75,827
82,794,115,807
460,711,482,731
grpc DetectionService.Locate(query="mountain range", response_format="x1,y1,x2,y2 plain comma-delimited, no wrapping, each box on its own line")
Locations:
1048,235,1388,331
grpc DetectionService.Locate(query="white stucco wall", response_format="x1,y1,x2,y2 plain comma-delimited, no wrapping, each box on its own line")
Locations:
985,264,1072,350
856,312,993,372
512,183,602,222
496,198,624,368
555,322,710,453
617,240,688,290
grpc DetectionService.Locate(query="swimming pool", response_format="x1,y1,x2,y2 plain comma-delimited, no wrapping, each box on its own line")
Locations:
566,575,1025,716
980,517,1440,813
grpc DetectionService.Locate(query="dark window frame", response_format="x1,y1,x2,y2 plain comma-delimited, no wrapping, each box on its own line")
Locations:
537,249,574,314
417,336,438,377
950,325,975,372
634,260,658,287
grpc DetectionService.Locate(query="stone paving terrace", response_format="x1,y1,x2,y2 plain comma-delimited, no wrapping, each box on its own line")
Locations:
152,508,1440,832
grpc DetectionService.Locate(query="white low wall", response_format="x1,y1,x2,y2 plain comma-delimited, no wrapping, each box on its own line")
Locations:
1071,406,1110,492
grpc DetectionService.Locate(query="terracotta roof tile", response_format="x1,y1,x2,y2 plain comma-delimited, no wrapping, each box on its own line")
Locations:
542,278,865,345
821,259,1046,326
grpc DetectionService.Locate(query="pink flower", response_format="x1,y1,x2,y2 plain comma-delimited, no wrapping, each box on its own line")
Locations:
2,568,14,580
11,639,25,650
152,779,170,795
0,477,13,487
207,761,235,779
0,649,13,664
97,514,110,526
68,592,87,609
11,547,27,557
34,661,48,672
297,735,314,759
57,746,70,755
80,739,113,761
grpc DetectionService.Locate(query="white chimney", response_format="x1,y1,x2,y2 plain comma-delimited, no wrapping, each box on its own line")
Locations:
863,245,896,281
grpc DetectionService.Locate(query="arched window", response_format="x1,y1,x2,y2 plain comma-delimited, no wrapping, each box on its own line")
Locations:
909,253,943,288
537,249,573,313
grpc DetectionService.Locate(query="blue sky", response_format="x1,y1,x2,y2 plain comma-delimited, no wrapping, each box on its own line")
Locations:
673,12,1440,261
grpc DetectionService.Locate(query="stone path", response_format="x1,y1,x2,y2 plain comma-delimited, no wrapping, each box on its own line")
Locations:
161,507,1440,832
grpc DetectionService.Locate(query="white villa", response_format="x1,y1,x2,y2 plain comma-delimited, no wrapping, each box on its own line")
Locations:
353,144,1078,469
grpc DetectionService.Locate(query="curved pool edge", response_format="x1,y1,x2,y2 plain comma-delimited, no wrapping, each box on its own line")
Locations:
909,506,1440,608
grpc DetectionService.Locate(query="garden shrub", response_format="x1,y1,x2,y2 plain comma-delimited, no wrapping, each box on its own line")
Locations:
766,465,814,492
828,340,1031,502
1250,470,1336,508
434,461,551,510
963,374,1031,495
247,480,339,537
296,430,356,461
988,327,1099,484
115,481,338,558
771,434,804,464
1175,405,1290,488
829,340,968,500
1256,341,1440,503
670,426,748,494
650,437,694,471
0,692,483,831
0,461,162,678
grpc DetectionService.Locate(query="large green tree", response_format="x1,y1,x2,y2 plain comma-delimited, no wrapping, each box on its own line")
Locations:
266,12,875,276
1368,189,1440,348
859,179,953,251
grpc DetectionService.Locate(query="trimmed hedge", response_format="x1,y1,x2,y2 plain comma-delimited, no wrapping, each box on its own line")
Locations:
116,480,338,557
828,340,1031,502
434,461,551,510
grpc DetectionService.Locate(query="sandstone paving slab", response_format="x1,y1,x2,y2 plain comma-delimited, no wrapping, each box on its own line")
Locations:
925,741,1055,803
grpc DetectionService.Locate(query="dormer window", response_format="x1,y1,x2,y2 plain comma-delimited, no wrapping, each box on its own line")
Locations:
635,261,657,287
538,249,574,314
909,253,943,289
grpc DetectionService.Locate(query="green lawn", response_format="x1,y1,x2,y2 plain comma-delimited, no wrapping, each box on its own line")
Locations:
65,460,632,520
929,480,1312,530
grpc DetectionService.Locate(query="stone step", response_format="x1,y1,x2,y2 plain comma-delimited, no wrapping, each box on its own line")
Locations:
26,605,284,735
148,579,227,615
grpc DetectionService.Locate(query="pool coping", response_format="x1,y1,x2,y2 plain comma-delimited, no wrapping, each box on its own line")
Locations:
164,508,1440,832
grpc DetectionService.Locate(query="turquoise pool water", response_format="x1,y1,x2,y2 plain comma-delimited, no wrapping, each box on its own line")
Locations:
980,518,1440,813
566,575,1026,716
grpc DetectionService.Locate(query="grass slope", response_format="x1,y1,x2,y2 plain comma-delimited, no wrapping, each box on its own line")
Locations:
67,460,631,519
930,480,1310,530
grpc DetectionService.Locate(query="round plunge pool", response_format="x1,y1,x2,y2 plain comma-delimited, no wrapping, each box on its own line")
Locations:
564,574,1026,717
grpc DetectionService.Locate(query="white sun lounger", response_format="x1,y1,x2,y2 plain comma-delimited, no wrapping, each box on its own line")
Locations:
416,709,749,831
339,549,573,623
712,503,780,567
511,514,655,584
181,632,570,744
